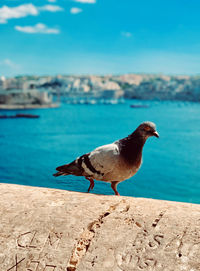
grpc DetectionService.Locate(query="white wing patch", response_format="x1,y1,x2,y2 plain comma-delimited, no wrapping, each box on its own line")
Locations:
88,143,120,180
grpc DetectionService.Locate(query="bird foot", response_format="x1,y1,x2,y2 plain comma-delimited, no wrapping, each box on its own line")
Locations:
86,178,94,193
111,182,120,196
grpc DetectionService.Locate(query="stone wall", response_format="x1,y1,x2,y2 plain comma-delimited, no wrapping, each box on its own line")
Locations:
0,183,200,271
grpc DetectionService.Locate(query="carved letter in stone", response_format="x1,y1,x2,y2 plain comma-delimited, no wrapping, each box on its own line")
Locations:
17,231,37,248
7,255,25,271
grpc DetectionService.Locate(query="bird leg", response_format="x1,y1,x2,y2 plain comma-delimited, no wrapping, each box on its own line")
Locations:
86,177,94,193
111,182,120,196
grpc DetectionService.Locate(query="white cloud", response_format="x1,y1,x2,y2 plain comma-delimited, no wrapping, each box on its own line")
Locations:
0,4,38,24
3,59,17,68
15,23,60,34
0,59,19,70
121,32,132,38
47,0,57,2
39,5,63,12
70,7,82,14
0,4,63,24
74,0,96,3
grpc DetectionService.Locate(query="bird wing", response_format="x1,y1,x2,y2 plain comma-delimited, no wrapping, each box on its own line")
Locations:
54,143,121,181
84,143,120,180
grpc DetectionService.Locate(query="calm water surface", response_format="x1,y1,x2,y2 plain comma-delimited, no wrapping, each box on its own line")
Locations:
0,100,200,204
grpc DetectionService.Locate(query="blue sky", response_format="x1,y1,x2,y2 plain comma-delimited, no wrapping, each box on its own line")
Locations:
0,0,200,76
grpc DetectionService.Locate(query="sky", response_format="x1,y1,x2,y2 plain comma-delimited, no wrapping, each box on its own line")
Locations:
0,0,200,77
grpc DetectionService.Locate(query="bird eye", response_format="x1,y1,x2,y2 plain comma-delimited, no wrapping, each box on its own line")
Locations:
144,126,151,132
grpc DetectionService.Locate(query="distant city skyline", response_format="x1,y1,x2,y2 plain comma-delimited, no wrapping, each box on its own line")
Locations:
0,0,200,77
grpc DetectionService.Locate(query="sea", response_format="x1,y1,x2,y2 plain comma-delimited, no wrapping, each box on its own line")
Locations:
0,100,200,204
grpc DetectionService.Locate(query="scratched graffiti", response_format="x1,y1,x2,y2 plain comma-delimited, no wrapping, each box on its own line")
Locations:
7,255,25,271
4,230,64,271
7,255,57,271
16,231,63,250
113,214,200,271
2,206,200,271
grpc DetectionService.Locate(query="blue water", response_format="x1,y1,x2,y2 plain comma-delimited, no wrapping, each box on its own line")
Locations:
0,100,200,204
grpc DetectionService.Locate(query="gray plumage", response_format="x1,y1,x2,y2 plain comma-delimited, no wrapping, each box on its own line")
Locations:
53,121,159,195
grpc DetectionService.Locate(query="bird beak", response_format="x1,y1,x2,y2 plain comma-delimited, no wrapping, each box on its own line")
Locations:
153,131,159,138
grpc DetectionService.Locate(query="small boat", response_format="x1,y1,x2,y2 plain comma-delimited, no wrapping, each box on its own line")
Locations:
15,114,40,118
130,104,149,108
0,114,40,119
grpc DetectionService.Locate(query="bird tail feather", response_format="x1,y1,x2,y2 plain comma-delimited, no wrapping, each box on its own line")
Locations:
53,171,69,177
53,160,82,177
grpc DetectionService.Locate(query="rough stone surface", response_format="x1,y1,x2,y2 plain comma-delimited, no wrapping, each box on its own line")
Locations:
0,183,200,271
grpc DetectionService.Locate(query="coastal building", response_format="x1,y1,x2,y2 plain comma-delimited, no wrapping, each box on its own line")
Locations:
0,89,53,106
1,74,200,103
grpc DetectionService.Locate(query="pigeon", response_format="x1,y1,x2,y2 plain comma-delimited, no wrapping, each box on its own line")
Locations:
53,121,159,196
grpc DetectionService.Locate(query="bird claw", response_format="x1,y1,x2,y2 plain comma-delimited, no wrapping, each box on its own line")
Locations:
86,178,94,193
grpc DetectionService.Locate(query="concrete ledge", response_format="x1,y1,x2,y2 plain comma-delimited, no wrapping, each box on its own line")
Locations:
0,183,200,271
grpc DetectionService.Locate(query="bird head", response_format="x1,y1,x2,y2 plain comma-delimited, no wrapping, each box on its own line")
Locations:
136,121,159,139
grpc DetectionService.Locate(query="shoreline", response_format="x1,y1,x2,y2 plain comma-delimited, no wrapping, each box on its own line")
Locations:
0,103,60,110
